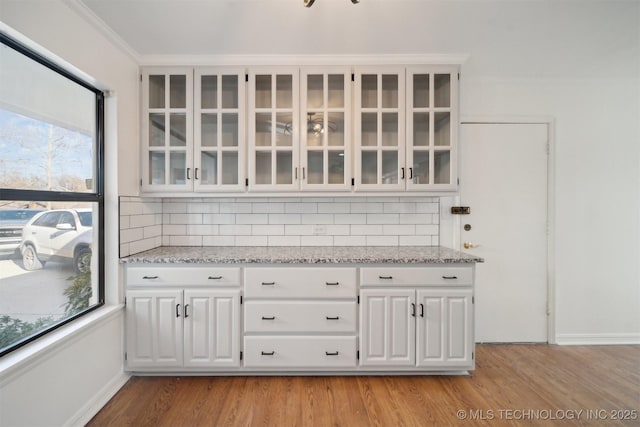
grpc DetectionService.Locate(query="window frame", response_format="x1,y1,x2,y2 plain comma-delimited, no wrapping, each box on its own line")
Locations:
0,33,105,357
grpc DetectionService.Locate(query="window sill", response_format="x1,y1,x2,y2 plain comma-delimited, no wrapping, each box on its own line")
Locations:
0,304,124,382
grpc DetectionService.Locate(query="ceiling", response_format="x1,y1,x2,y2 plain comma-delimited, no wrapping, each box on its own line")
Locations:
76,0,465,58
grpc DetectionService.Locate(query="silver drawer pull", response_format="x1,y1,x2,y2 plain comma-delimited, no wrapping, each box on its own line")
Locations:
325,282,340,286
208,276,223,280
378,275,393,280
261,316,275,320
142,275,158,279
325,351,339,356
326,316,340,320
261,282,276,286
442,275,458,280
261,351,275,356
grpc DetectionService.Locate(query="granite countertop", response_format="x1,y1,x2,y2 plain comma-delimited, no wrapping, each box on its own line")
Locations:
120,246,484,264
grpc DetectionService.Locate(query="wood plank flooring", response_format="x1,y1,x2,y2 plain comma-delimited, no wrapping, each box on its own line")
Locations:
88,344,640,426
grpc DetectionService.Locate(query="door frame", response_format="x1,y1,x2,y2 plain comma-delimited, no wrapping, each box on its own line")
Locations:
458,115,556,344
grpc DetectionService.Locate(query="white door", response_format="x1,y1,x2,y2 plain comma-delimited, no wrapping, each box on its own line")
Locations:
459,123,548,343
359,289,415,366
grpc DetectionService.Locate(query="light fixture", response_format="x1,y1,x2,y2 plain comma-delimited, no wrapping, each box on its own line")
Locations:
304,0,359,7
281,113,337,136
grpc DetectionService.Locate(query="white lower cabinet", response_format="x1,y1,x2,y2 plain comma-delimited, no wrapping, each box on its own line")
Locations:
359,266,474,370
243,267,358,369
125,263,474,373
125,265,241,371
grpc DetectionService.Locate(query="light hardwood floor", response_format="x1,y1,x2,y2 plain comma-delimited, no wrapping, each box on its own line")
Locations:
88,344,640,426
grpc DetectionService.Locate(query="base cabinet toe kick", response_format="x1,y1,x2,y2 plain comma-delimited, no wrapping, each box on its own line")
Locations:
124,263,476,374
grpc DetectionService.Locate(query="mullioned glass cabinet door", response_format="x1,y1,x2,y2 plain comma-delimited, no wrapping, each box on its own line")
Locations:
194,68,245,192
406,66,458,191
142,67,193,192
354,67,406,191
248,68,300,191
300,67,352,191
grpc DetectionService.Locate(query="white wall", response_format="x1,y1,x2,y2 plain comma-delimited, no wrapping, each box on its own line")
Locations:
0,0,138,424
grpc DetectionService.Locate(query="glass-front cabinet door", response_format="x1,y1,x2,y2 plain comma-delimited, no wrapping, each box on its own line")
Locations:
194,68,245,192
300,67,351,191
141,67,193,192
406,66,458,190
248,68,300,191
354,67,406,191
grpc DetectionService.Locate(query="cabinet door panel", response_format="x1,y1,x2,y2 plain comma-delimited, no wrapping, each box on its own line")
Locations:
406,66,458,191
359,289,415,366
126,289,183,369
194,68,245,192
354,67,405,191
300,68,351,191
248,68,299,191
184,289,241,368
416,288,473,369
141,68,193,192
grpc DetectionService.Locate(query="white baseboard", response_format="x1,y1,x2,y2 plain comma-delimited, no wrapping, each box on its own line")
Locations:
64,371,131,427
555,333,640,346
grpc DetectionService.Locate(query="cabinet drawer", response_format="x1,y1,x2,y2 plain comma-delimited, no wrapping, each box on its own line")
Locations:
244,301,356,333
361,266,473,286
244,268,356,298
243,336,356,368
126,265,241,287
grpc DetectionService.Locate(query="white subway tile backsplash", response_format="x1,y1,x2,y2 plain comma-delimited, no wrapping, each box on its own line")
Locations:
399,213,433,224
120,196,441,255
318,203,350,214
203,213,235,224
367,214,399,224
366,235,399,246
334,235,367,246
236,235,268,246
350,203,383,213
285,202,317,214
252,225,284,236
301,236,334,246
268,236,301,246
400,235,432,246
203,235,235,246
351,224,383,235
187,224,219,235
252,202,285,213
219,225,252,235
300,214,334,224
383,225,416,235
236,214,268,224
220,202,252,214
269,213,301,224
334,214,366,224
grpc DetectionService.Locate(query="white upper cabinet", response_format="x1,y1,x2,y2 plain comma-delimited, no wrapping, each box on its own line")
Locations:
354,67,406,191
141,64,459,194
142,67,193,192
300,67,352,191
142,67,245,193
248,68,300,191
406,66,458,191
194,68,246,192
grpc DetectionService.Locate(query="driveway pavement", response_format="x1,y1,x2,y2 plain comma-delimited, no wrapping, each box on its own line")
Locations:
0,257,75,323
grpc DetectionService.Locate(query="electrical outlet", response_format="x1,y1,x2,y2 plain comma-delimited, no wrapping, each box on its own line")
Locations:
312,225,327,235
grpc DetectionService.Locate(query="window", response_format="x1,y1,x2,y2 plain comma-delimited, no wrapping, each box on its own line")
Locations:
0,33,104,356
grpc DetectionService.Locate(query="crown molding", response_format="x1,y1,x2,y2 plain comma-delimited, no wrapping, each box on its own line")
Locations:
138,53,470,67
64,0,140,63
